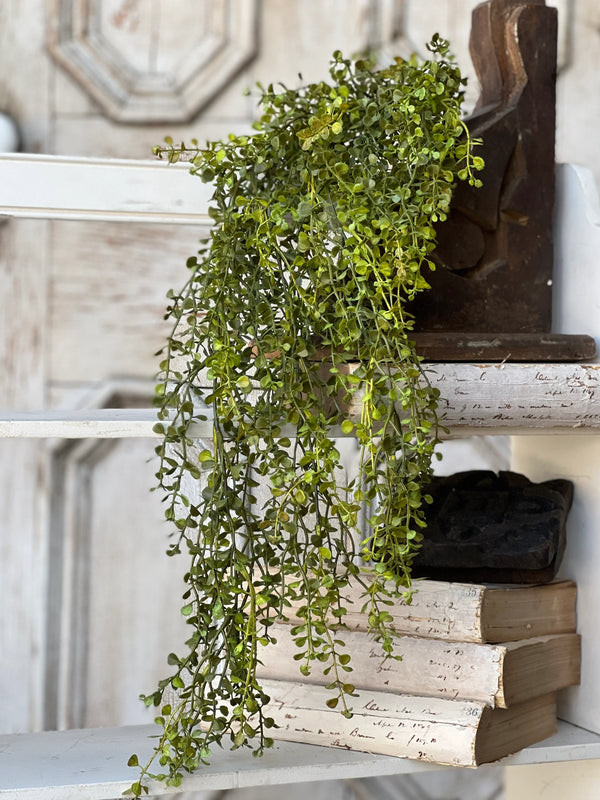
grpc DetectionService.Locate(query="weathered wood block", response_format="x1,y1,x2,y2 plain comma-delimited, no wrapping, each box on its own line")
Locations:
278,574,577,644
259,625,581,708
258,680,558,767
410,0,595,362
412,470,573,583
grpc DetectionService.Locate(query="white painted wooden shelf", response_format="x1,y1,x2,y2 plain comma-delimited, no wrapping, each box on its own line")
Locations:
2,363,599,439
0,720,599,800
0,153,212,224
0,409,161,439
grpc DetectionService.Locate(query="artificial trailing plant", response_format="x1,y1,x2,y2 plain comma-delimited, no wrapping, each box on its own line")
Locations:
127,35,482,795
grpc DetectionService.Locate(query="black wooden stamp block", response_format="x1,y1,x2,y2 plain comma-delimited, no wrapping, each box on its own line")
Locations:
412,470,573,583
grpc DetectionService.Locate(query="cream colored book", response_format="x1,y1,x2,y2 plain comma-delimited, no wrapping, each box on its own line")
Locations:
260,679,557,767
277,577,577,643
258,625,580,708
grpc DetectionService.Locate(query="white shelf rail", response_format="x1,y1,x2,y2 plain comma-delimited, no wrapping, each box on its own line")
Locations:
2,364,600,438
1,721,599,800
0,153,211,224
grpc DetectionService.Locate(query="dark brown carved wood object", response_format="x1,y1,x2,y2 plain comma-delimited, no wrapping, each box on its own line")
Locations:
412,470,573,583
411,0,595,361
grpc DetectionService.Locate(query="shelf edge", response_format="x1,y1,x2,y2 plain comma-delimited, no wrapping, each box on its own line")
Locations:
1,721,599,800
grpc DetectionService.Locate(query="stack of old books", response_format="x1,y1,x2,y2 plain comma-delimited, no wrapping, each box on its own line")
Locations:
256,578,580,766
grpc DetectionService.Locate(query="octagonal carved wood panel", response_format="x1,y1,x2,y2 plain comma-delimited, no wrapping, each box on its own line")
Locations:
47,0,258,123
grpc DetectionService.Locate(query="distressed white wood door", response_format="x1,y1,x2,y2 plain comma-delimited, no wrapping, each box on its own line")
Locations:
0,0,412,741
0,7,505,800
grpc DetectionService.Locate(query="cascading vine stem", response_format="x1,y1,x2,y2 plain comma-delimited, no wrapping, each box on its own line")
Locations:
126,36,483,795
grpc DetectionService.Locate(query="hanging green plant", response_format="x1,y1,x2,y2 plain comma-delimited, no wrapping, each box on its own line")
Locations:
127,35,482,795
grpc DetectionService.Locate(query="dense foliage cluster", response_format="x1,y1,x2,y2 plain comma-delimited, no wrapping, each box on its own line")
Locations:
128,36,482,794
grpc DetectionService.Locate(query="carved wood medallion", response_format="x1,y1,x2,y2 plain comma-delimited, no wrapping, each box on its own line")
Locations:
47,0,258,123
